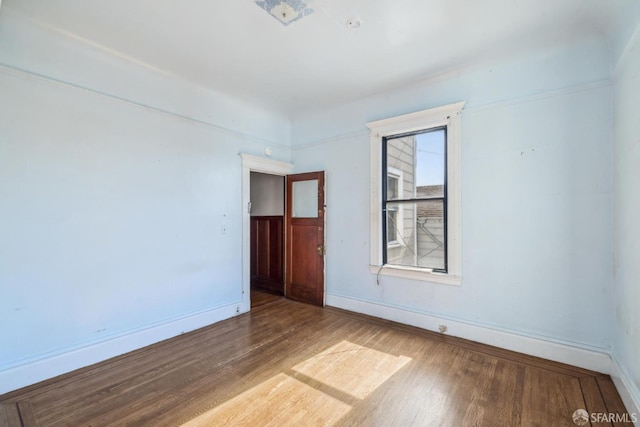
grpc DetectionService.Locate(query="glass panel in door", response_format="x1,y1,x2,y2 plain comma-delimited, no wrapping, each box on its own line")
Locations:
292,179,318,218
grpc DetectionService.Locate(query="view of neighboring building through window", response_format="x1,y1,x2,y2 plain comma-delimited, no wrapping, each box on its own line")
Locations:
383,128,446,272
387,174,399,245
386,170,401,245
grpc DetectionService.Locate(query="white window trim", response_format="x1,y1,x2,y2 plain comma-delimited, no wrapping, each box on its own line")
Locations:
367,102,464,286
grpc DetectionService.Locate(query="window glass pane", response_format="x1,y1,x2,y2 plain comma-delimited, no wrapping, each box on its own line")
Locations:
415,129,445,193
387,209,398,243
387,175,399,200
292,179,318,218
386,136,416,199
385,200,445,270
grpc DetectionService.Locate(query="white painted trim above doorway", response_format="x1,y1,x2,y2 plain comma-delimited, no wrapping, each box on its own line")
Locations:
239,154,293,312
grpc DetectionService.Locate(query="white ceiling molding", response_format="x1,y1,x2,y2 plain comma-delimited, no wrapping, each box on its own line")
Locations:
2,0,638,115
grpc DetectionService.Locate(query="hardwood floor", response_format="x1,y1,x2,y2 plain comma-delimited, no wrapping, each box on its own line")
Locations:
250,289,282,308
0,298,630,427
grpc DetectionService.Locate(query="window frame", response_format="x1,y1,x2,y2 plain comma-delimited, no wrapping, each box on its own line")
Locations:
367,102,464,286
382,127,448,272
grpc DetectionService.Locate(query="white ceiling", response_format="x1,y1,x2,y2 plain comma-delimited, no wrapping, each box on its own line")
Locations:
4,0,640,117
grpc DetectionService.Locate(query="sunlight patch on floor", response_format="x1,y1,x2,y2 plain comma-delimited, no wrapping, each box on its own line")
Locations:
181,373,350,427
292,340,412,400
181,340,411,426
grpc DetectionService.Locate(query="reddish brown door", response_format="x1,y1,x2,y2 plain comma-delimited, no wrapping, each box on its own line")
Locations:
285,171,325,306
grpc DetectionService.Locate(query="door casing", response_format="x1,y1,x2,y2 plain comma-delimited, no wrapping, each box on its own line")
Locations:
241,154,293,312
241,154,326,310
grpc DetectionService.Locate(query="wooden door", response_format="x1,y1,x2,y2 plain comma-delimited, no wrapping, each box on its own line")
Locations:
285,171,325,306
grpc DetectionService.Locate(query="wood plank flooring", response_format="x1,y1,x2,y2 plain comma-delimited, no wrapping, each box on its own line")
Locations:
0,296,630,426
250,289,282,308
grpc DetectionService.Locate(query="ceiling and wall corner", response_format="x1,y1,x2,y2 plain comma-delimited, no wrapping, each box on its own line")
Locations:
2,0,639,118
0,8,293,147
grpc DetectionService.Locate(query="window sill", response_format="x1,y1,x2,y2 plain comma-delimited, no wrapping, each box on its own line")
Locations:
369,264,461,286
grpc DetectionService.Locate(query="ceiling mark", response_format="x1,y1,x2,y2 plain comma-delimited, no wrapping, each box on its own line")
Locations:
255,0,314,26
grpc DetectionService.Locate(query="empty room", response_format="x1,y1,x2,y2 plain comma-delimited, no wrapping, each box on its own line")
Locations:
1,0,639,426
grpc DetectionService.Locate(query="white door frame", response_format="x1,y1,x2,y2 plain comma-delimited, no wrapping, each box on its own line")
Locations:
240,154,293,312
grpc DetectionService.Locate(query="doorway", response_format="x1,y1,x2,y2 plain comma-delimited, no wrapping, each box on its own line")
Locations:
240,154,292,312
240,154,325,311
250,172,285,297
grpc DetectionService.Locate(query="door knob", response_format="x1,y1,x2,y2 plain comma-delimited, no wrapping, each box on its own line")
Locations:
317,245,325,256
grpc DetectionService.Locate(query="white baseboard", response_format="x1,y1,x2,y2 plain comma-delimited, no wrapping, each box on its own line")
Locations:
0,302,243,395
326,293,611,374
610,358,640,426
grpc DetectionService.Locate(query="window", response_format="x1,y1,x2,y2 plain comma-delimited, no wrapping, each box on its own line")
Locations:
368,102,464,285
383,128,446,271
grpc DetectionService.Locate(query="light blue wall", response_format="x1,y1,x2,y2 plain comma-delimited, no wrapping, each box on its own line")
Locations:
0,10,291,383
612,28,640,410
291,36,611,145
292,38,614,351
